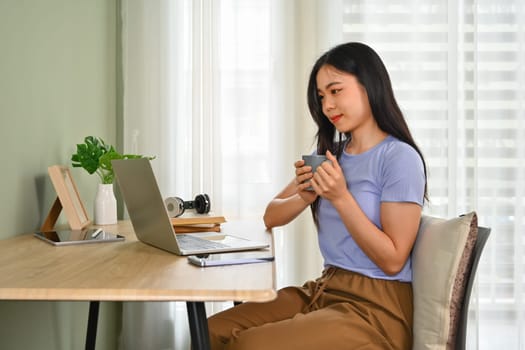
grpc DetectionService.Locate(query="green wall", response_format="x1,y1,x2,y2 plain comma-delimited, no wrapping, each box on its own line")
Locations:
0,0,121,348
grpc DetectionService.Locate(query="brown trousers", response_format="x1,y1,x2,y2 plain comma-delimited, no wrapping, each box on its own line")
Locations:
208,267,413,350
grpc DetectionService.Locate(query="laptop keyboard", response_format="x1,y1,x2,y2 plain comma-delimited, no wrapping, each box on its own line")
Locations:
176,234,229,250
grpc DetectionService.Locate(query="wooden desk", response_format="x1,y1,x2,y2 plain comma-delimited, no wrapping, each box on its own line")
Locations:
0,220,277,350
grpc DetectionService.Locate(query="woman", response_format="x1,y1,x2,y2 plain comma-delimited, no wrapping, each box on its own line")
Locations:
208,42,427,350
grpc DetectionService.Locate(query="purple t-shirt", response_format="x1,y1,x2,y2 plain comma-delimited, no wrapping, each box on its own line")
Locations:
317,135,425,282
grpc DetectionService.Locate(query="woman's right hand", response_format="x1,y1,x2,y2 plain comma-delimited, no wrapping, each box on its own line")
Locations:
294,159,318,204
263,159,318,229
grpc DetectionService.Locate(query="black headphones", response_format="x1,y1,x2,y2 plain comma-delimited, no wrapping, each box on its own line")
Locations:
165,194,211,217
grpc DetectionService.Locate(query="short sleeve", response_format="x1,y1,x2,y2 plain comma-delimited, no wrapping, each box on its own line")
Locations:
380,142,425,206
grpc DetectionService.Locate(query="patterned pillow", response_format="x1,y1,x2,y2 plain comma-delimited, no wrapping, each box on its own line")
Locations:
412,212,478,350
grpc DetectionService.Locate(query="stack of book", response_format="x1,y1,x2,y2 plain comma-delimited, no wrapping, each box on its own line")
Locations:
171,213,226,233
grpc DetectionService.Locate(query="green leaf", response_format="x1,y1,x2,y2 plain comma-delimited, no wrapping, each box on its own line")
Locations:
71,136,155,184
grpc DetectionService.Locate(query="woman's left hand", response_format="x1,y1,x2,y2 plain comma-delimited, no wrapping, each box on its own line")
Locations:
310,150,347,201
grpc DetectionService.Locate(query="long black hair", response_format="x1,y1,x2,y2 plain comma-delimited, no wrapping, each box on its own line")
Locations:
306,42,428,221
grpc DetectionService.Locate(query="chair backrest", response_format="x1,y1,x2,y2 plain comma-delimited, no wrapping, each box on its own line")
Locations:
411,212,491,350
455,226,491,350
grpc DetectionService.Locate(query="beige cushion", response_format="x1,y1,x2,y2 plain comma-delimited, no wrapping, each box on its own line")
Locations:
412,212,478,350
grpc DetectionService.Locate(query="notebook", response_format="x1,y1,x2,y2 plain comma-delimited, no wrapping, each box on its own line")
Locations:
112,158,269,256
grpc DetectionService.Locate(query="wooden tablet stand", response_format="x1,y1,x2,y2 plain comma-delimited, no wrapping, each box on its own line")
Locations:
40,197,63,231
40,165,91,231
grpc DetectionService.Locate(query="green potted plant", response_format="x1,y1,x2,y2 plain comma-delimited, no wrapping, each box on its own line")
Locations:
71,136,154,225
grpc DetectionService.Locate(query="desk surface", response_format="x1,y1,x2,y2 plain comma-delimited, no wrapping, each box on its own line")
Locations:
0,220,277,303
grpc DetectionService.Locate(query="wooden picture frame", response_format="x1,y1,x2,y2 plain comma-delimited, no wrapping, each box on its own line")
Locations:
41,165,91,231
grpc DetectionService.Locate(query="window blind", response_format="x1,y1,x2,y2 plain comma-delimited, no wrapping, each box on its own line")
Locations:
340,0,525,347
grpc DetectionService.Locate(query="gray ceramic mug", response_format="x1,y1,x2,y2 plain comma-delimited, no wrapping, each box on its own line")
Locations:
301,154,329,191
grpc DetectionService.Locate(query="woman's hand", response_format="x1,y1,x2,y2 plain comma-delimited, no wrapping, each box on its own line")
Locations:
294,159,318,204
310,150,347,202
263,158,320,228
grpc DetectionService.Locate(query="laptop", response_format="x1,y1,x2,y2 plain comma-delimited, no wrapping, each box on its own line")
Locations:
112,158,269,256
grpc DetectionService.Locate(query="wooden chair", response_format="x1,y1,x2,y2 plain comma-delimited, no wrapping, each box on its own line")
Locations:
455,225,491,349
412,212,491,350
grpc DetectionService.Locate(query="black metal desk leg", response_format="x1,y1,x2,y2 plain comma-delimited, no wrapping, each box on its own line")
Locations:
186,301,211,350
85,301,100,350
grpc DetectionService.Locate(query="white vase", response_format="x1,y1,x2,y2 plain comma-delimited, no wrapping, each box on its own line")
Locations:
94,183,117,225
